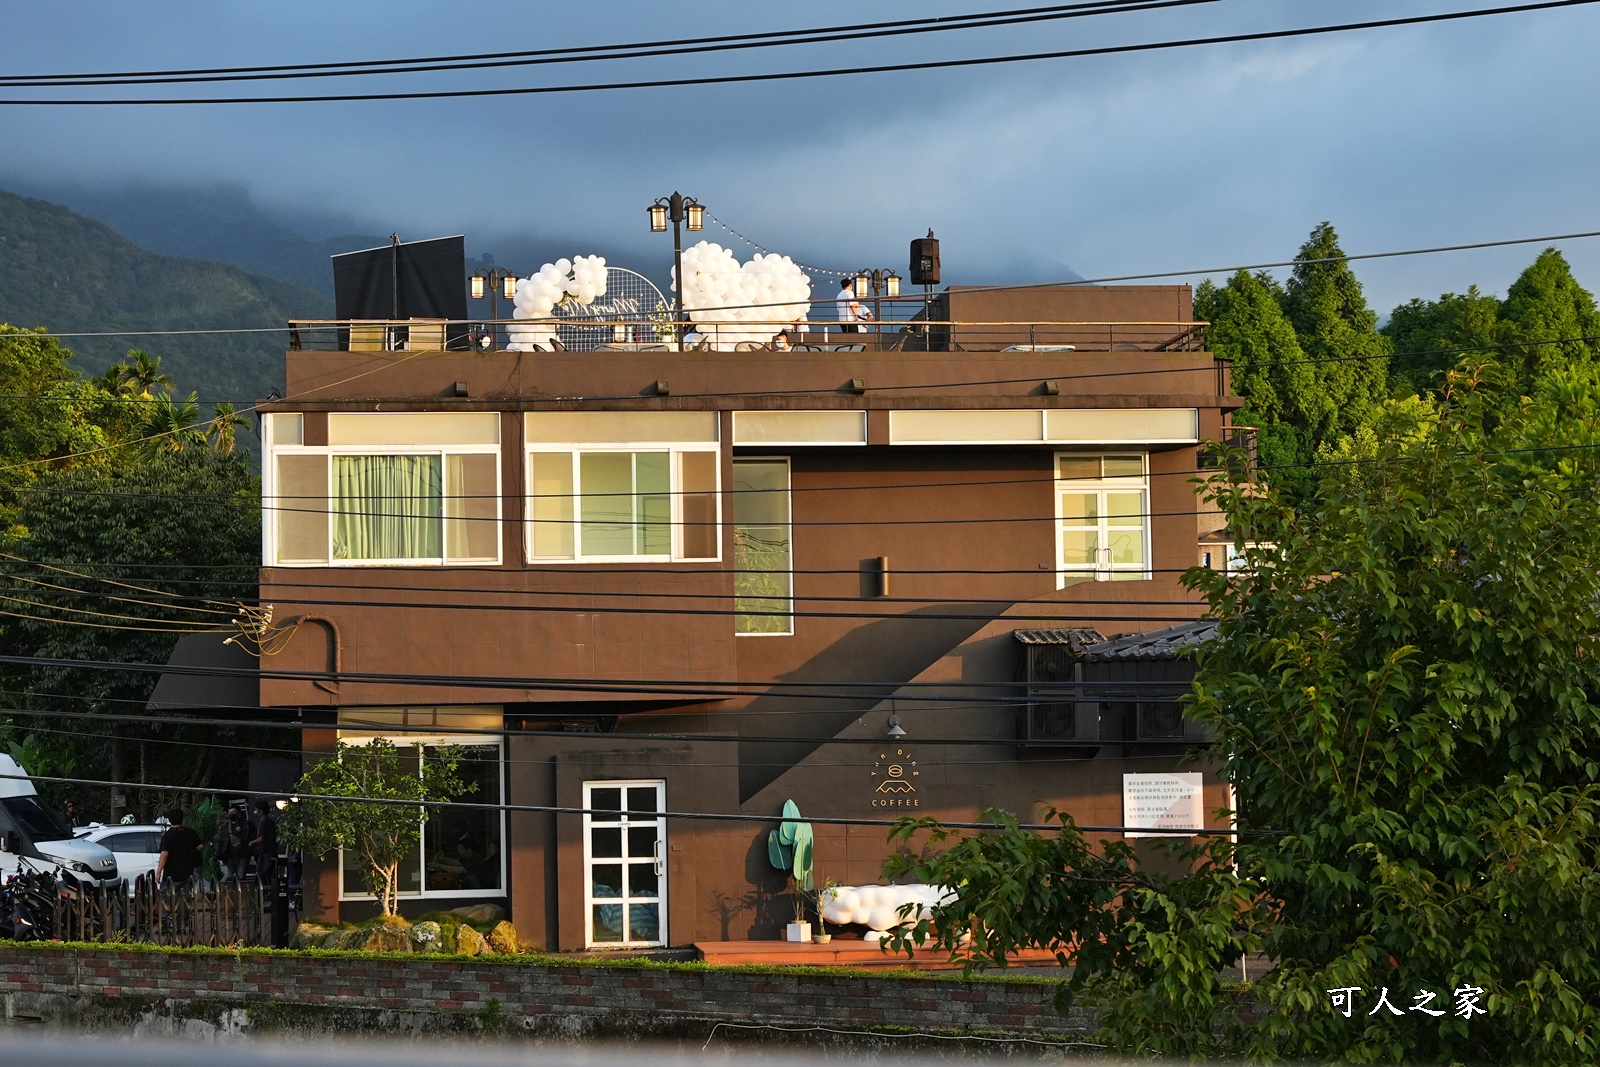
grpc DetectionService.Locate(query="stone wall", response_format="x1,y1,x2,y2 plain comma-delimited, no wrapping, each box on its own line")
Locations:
0,945,1091,1046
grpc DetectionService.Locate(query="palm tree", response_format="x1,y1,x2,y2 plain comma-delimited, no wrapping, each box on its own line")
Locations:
209,402,251,454
137,391,207,454
94,361,131,394
123,350,175,398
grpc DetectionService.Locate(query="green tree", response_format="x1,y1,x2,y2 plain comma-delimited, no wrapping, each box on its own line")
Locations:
889,366,1600,1063
1195,270,1321,498
282,739,473,916
135,391,207,454
0,448,260,790
119,350,175,398
208,402,250,455
1283,222,1391,444
0,327,117,483
1497,247,1600,383
1383,286,1500,395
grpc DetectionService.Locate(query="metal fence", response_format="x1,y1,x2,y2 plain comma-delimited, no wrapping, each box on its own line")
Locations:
49,877,273,948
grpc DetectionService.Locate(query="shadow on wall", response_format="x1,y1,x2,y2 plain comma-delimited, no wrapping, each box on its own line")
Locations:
700,833,783,940
735,606,1000,801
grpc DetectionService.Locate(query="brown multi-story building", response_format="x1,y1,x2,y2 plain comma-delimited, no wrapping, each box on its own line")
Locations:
255,283,1242,950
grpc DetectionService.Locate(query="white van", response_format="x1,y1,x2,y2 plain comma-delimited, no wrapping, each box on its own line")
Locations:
0,754,121,890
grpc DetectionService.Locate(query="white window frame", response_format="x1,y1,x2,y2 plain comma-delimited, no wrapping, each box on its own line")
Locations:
1055,452,1152,587
333,732,507,903
732,455,794,637
264,415,502,568
582,779,668,949
524,442,722,564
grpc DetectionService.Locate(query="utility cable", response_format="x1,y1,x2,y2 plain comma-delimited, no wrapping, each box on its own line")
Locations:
0,1,1590,105
3,713,1216,771
0,651,1202,704
0,769,1247,836
0,1,1210,88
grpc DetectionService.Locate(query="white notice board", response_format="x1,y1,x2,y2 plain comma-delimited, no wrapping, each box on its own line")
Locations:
1122,772,1204,838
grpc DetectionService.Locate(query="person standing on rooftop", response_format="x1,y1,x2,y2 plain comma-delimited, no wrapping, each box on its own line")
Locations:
837,279,860,333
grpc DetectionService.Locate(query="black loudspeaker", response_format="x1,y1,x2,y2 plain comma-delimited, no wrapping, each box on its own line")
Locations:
909,230,940,286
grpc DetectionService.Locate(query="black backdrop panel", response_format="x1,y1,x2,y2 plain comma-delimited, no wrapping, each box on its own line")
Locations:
331,236,470,347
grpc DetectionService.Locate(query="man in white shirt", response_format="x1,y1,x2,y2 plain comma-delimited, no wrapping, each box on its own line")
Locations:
836,279,860,333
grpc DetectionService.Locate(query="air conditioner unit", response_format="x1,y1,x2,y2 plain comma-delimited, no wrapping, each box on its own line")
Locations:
1131,702,1211,743
1026,701,1100,745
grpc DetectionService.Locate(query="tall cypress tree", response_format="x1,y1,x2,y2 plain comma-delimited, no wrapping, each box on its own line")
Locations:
1382,286,1500,396
1283,222,1391,442
1196,270,1322,498
1497,247,1600,383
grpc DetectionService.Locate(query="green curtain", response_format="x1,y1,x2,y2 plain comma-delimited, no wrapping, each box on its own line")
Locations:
333,454,443,560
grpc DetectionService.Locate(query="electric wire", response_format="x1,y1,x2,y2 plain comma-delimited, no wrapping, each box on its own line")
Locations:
0,651,1199,705
0,1,1590,105
0,1,1211,88
14,225,1599,350
0,769,1245,836
2,710,1215,771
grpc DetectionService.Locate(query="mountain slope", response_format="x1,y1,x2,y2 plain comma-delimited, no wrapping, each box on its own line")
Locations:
0,188,330,405
0,179,384,297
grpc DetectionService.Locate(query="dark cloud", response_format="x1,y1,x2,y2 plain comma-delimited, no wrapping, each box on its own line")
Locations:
3,0,1598,312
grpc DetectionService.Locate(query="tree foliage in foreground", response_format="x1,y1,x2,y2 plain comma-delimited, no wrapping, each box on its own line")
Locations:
282,739,472,917
889,365,1600,1064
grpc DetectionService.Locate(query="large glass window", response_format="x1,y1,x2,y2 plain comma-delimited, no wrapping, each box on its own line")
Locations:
527,449,720,562
335,732,505,901
1056,453,1150,587
266,413,501,566
732,458,792,635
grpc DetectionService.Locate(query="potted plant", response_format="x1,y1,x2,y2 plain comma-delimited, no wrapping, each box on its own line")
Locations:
786,885,811,943
810,878,840,944
769,800,814,942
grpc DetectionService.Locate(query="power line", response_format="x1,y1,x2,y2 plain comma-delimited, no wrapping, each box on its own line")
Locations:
0,1,1589,105
3,709,1211,770
1,770,1242,836
0,650,1200,706
0,705,1204,752
13,228,1600,350
0,1,1208,88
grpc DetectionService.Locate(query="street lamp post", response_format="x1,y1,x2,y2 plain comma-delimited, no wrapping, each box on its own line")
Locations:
469,268,518,350
649,192,705,352
853,268,902,339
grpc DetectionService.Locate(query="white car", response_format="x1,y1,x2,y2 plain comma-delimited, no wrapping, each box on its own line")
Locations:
72,823,165,893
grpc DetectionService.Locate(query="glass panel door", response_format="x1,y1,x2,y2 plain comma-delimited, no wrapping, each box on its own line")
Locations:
583,780,666,947
1056,454,1150,586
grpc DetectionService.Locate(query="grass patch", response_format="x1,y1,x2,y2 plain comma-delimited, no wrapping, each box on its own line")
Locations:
0,938,1059,985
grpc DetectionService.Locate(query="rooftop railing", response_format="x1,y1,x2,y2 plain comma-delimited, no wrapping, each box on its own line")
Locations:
286,318,1209,355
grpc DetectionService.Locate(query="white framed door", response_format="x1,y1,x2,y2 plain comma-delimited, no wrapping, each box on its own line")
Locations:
582,780,667,948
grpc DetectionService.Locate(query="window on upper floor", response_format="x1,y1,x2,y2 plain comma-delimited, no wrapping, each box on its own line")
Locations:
1056,453,1151,587
265,412,501,566
731,458,792,636
525,412,720,563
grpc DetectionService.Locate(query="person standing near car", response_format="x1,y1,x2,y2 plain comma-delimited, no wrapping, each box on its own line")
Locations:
155,810,203,889
214,803,249,882
249,800,279,883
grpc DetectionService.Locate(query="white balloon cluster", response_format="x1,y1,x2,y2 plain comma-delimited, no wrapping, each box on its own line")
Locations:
819,883,957,941
674,241,812,350
506,255,609,351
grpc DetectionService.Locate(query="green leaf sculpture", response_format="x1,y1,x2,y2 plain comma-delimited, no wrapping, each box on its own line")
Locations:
767,799,813,891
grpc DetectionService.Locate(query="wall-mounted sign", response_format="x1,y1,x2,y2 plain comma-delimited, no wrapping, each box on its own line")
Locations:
870,748,920,808
1122,772,1203,837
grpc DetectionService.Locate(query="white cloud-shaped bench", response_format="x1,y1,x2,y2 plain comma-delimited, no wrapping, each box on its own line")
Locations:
818,883,956,942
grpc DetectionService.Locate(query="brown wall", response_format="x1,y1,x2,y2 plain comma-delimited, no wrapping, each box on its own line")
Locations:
277,346,1227,408
267,288,1234,944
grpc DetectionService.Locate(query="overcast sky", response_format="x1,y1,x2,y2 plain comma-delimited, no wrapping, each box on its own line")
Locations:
3,0,1598,313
